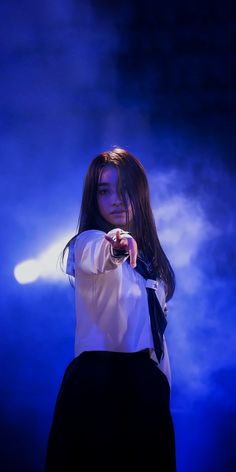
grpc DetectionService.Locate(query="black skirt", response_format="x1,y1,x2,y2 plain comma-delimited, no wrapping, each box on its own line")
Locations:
45,350,176,471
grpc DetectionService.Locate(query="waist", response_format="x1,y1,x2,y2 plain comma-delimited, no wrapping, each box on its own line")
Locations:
78,348,151,362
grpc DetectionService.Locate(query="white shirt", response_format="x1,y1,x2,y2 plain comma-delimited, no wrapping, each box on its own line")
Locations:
66,228,171,386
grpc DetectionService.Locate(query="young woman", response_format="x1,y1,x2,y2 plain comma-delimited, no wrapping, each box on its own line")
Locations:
45,147,176,471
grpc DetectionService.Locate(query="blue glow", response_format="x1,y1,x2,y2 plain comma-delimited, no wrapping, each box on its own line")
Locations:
1,1,235,471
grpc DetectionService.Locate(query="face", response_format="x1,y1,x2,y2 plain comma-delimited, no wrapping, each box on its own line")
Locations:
97,166,133,227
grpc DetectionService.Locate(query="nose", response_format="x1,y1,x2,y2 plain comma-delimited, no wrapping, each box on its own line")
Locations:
112,189,123,206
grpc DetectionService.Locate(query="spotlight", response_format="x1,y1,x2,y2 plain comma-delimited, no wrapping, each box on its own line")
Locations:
14,233,72,284
14,259,40,284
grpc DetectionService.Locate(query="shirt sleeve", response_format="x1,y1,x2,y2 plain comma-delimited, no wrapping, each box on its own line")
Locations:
74,229,130,275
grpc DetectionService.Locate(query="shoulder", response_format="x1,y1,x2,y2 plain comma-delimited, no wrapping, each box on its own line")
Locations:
73,230,108,255
75,229,106,245
75,228,128,246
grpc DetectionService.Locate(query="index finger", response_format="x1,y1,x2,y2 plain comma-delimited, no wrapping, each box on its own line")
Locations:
127,238,137,268
115,229,122,243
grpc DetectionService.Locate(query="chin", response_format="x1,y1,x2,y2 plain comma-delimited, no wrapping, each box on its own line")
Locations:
110,218,126,226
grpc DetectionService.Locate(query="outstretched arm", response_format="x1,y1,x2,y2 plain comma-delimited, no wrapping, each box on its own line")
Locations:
105,229,138,269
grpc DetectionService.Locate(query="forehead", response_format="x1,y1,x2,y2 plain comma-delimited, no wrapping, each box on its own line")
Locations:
98,165,119,184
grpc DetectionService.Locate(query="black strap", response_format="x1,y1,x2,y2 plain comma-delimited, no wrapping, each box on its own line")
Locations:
133,257,167,362
110,233,167,362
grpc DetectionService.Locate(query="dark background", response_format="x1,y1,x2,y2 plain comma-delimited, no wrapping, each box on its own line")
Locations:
1,1,236,471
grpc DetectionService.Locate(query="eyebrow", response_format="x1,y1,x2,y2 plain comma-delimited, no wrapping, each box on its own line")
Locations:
97,182,110,187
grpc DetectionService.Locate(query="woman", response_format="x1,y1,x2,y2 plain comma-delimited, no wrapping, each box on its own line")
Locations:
45,147,176,471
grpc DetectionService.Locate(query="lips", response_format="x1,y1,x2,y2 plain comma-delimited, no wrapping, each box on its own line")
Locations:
111,210,125,214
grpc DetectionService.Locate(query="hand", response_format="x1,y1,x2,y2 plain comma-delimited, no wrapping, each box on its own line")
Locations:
105,229,138,268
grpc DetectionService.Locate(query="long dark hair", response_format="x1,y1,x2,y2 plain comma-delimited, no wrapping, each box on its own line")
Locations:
61,147,175,300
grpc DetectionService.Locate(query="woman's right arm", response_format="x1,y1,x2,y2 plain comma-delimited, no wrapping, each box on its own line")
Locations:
74,229,131,275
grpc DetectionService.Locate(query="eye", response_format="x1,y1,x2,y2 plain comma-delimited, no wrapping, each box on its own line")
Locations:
98,189,109,196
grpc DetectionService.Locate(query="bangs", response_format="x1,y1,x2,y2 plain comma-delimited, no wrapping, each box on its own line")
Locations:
116,165,135,228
